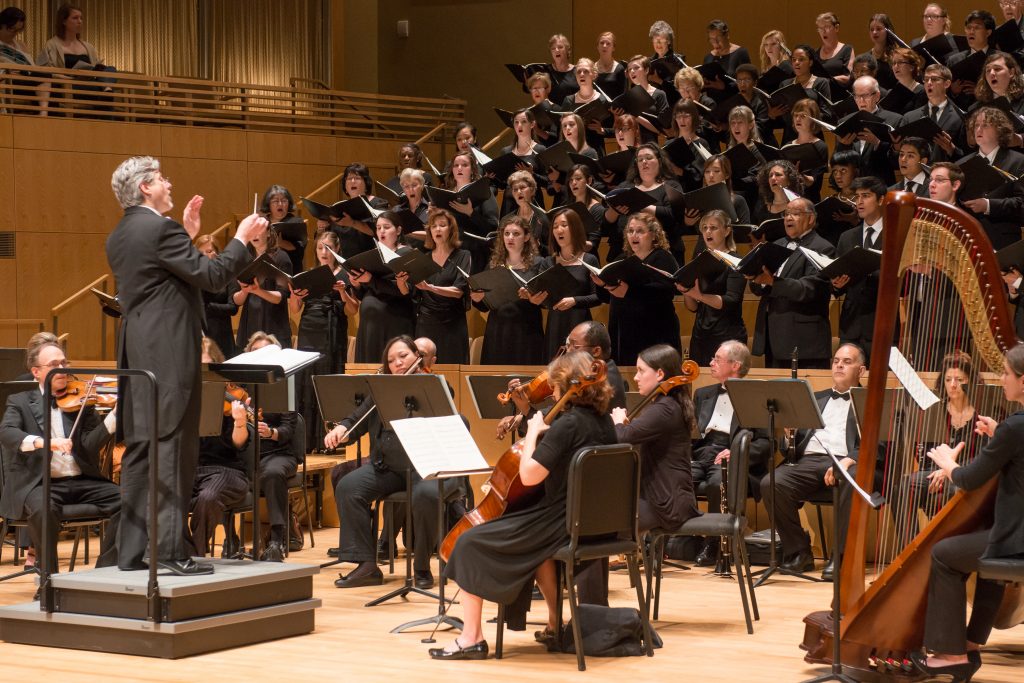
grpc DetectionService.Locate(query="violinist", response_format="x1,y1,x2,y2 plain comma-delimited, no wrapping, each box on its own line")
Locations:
0,339,121,578
325,335,462,590
431,351,617,661
189,337,252,558
610,344,699,533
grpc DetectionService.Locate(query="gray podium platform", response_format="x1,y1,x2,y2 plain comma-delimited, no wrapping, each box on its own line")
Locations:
0,559,321,658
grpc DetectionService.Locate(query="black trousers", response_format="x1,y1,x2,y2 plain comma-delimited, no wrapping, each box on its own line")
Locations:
334,462,461,572
260,455,298,543
189,465,248,556
693,434,729,513
118,386,201,568
923,529,1006,654
23,476,121,573
761,455,831,556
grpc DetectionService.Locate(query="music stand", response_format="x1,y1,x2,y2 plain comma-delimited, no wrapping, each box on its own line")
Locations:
362,374,463,634
464,375,533,419
0,349,26,382
206,351,320,562
727,378,824,586
312,374,374,569
199,381,228,437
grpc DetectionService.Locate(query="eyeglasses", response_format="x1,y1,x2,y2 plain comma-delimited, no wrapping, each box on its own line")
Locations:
853,92,878,100
36,359,69,369
782,210,811,218
922,14,945,20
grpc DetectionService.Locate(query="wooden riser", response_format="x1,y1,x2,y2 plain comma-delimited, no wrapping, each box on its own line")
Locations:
0,598,320,658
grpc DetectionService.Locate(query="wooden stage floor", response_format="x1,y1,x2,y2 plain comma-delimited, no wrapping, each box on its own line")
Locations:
0,527,1021,682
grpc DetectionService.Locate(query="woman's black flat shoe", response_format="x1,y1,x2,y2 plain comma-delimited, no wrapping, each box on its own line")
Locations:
909,651,978,683
428,639,488,660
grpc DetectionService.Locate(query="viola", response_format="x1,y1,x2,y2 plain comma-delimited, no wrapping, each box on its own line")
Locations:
440,359,607,562
495,371,553,440
56,378,117,413
223,382,260,423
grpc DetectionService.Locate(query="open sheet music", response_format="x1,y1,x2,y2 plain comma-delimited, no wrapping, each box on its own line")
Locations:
887,347,940,410
390,415,493,479
224,344,320,375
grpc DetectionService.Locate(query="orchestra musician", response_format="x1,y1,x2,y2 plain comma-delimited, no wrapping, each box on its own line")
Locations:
913,344,1024,682
106,155,267,575
430,351,617,660
0,338,121,578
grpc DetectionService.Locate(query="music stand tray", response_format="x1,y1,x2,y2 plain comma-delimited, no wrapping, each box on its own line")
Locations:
727,378,825,586
313,374,374,424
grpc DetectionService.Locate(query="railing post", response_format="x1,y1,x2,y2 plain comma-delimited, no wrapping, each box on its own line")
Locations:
100,279,108,360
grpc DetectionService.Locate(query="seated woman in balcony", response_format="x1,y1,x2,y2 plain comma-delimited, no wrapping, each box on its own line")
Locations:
36,4,114,114
0,7,49,115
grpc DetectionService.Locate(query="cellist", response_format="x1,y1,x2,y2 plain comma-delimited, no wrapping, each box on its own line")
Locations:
429,351,617,661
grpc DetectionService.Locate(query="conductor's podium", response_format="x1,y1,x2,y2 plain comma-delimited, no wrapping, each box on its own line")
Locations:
0,559,321,658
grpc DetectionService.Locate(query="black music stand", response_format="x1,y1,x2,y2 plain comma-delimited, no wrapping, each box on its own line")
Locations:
727,378,824,587
312,374,373,569
801,446,885,683
0,349,26,382
464,375,533,419
362,374,464,634
199,381,228,437
207,352,320,562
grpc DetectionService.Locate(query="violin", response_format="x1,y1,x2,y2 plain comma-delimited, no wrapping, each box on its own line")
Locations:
223,382,260,423
56,378,117,413
619,360,700,424
495,371,553,440
440,359,607,562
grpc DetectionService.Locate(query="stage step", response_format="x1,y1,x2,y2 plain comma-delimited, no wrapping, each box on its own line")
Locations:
0,559,321,658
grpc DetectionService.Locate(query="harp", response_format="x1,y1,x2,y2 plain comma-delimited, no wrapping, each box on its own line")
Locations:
801,192,1023,676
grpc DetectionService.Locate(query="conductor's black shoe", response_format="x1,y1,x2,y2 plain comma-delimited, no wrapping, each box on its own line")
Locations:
334,561,383,588
820,557,835,582
327,547,339,558
428,639,488,660
157,559,215,576
780,549,814,573
260,541,285,562
695,539,718,567
414,570,434,589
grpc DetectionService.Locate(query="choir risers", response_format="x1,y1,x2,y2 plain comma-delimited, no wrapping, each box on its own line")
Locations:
0,559,321,658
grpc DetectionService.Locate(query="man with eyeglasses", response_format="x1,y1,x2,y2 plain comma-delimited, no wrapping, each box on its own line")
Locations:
834,76,902,185
0,340,121,582
106,156,268,576
749,197,834,369
947,10,997,109
896,64,966,162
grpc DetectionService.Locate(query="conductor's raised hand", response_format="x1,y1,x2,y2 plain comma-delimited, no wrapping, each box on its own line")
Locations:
182,195,204,239
236,212,269,245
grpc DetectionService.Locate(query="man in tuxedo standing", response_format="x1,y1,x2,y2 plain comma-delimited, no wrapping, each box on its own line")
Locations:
106,156,268,575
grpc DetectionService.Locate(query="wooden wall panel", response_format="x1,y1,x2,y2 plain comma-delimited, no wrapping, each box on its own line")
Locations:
0,116,12,147
0,147,14,231
13,149,127,233
246,131,340,166
12,118,159,155
161,127,248,161
246,163,340,206
0,260,20,347
158,158,250,221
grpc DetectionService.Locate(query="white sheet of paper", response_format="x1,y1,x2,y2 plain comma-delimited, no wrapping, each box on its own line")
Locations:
888,347,940,410
224,344,320,375
390,415,492,479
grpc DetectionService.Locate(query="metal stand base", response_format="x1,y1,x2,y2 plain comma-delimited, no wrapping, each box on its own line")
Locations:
752,563,820,587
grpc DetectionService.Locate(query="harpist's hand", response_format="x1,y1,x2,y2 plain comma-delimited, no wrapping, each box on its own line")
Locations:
974,415,997,438
926,469,946,494
927,442,964,471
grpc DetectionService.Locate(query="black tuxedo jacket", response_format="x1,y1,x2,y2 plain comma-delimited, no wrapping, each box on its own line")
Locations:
750,230,835,361
956,148,1024,250
834,224,881,351
106,206,251,439
0,390,112,518
889,176,931,197
794,389,860,460
834,107,903,185
693,383,772,469
898,101,966,162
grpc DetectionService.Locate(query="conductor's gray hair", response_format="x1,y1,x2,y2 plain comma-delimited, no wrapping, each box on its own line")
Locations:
111,156,161,209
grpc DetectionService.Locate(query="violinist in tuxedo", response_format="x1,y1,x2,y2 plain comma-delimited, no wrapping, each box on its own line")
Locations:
832,177,886,364
749,197,835,369
106,156,268,576
690,341,771,566
0,340,121,575
896,64,966,163
760,343,877,582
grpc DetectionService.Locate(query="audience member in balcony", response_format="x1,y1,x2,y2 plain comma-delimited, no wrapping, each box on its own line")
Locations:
0,6,49,115
261,184,306,275
195,234,239,358
411,208,471,365
36,4,114,113
232,222,292,350
319,162,388,258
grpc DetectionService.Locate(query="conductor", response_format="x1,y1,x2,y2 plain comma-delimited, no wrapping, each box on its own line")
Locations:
106,156,268,575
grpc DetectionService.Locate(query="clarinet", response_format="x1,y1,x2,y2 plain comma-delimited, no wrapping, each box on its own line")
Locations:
713,451,733,577
787,347,799,464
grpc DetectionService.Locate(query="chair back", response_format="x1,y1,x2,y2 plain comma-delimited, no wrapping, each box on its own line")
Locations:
291,414,306,465
726,429,752,517
564,444,640,544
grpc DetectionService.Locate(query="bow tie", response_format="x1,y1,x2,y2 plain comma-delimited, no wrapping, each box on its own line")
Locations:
830,390,850,401
716,384,728,395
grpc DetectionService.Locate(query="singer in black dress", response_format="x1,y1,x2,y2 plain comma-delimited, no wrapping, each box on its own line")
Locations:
195,235,239,358
435,352,617,659
445,150,498,274
232,228,292,350
680,210,748,366
593,213,680,366
351,212,415,363
473,215,545,365
541,209,600,361
410,208,472,365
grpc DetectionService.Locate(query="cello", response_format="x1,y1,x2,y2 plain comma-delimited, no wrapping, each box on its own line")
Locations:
439,358,607,562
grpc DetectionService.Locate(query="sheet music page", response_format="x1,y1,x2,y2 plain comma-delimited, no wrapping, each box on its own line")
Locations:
390,415,492,479
888,347,940,410
224,344,320,374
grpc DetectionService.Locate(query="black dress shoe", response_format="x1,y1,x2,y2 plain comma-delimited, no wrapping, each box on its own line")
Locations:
334,561,383,588
260,541,285,562
376,540,396,563
909,651,979,683
428,639,488,660
414,570,434,589
695,539,718,567
780,549,815,573
221,535,243,559
327,547,339,558
157,559,215,576
820,557,835,582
